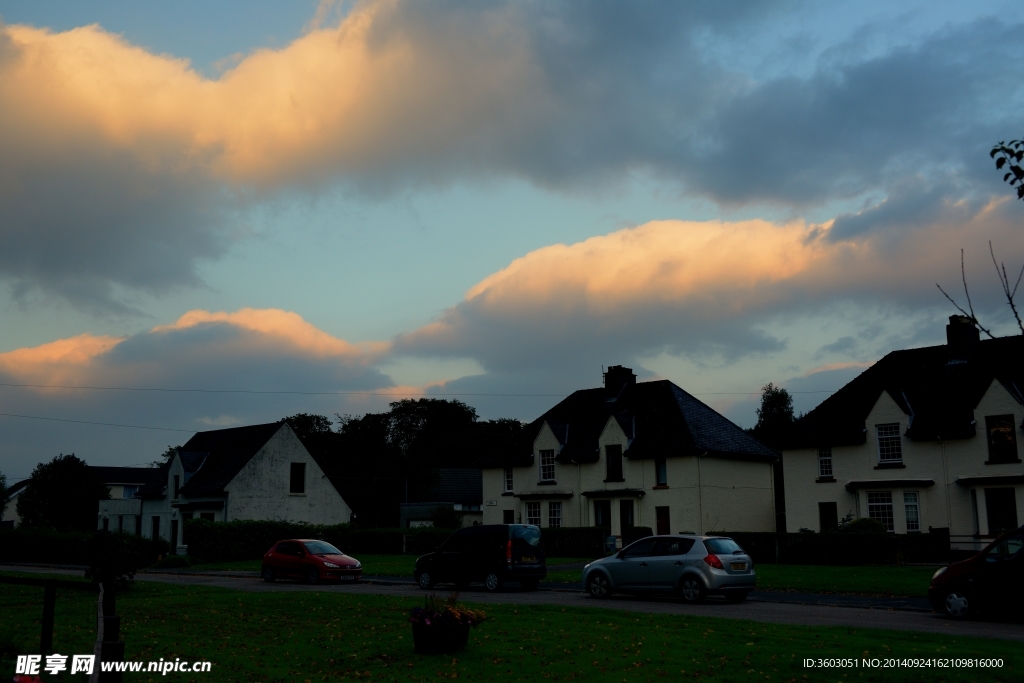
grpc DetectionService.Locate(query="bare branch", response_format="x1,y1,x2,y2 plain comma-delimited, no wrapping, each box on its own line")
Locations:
936,280,995,339
990,241,1024,335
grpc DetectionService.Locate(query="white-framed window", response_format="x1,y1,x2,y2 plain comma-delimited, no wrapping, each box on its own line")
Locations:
503,468,513,492
548,502,562,528
904,491,920,532
526,502,541,526
817,447,832,477
867,491,894,532
876,424,903,463
655,458,668,486
121,485,139,499
540,449,555,482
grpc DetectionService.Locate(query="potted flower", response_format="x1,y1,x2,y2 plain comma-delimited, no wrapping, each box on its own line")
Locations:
408,593,486,655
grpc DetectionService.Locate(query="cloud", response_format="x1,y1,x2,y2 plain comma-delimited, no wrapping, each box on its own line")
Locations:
3,4,1022,307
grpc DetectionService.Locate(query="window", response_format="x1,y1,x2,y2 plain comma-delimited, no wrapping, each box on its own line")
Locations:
655,458,668,486
290,462,306,494
594,500,611,529
181,512,193,545
619,499,634,528
621,538,656,558
503,509,515,524
102,518,109,532
653,538,694,556
984,529,1024,562
548,502,562,528
121,485,138,499
904,491,920,532
151,516,161,540
117,515,123,532
867,491,894,532
170,520,179,548
526,502,541,526
985,488,1019,535
876,424,903,463
655,506,670,535
818,502,838,531
817,447,833,478
504,467,514,492
173,475,180,499
539,450,555,482
985,415,1019,463
605,444,623,482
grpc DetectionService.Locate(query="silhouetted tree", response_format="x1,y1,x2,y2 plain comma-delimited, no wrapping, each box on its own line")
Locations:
991,139,1024,200
148,445,181,468
17,454,111,531
751,383,794,450
282,413,334,441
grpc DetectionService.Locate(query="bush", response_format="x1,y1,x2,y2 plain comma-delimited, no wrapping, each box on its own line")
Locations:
837,517,887,534
705,529,950,565
84,532,167,586
151,554,192,569
540,527,610,558
622,526,653,546
429,506,465,529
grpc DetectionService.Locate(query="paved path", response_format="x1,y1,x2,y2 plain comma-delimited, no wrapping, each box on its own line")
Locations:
3,564,1021,642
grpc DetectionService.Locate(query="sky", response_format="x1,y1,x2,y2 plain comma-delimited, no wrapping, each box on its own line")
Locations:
2,0,1024,482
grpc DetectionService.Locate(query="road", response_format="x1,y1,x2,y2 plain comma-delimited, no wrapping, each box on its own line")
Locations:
4,564,1020,643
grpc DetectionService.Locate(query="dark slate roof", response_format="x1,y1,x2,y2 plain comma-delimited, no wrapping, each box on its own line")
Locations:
786,335,1024,449
412,468,483,503
177,423,284,496
88,466,166,487
486,379,778,468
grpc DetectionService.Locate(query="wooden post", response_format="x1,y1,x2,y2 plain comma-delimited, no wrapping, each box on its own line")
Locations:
41,581,56,653
98,583,124,683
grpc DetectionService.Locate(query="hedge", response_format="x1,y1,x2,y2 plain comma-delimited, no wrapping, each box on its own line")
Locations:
539,526,611,558
704,529,952,565
182,519,456,562
0,527,168,571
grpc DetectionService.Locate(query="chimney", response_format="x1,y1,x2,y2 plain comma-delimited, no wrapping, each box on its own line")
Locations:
946,315,979,362
603,365,637,394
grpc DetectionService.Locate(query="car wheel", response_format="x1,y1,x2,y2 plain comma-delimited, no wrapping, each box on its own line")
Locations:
304,567,319,585
586,573,611,599
521,579,540,591
484,572,502,592
942,590,971,618
678,575,707,604
261,567,275,583
725,591,749,603
417,571,434,589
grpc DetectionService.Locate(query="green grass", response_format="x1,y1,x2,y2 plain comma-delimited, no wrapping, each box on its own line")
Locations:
754,564,937,598
1,573,1017,682
186,559,262,571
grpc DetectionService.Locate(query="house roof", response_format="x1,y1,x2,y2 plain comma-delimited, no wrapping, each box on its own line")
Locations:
786,333,1024,449
485,379,778,468
177,422,285,496
88,466,166,487
412,468,482,504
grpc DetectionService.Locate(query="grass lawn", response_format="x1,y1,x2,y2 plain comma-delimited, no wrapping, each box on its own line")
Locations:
753,565,936,598
2,573,1017,682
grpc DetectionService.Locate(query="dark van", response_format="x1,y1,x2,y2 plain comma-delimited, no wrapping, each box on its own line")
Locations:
414,524,546,591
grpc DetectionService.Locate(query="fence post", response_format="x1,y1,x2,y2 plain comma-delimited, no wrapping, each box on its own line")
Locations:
98,583,125,683
40,581,56,653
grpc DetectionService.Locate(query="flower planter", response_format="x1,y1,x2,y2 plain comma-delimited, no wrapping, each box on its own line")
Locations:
411,621,470,655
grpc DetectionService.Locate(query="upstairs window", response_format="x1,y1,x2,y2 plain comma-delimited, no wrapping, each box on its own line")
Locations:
121,485,139,499
504,467,514,492
876,424,903,463
985,415,1019,463
817,447,833,477
539,450,555,482
605,444,623,482
655,458,668,486
290,463,306,494
867,491,894,532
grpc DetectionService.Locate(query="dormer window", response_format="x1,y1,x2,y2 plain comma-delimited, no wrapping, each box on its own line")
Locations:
875,424,902,463
985,415,1019,463
817,447,833,478
605,444,623,482
503,467,513,492
122,485,139,500
539,450,555,482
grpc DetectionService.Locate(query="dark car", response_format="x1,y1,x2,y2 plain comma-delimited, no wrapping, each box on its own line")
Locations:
414,524,546,591
262,539,362,584
928,525,1024,618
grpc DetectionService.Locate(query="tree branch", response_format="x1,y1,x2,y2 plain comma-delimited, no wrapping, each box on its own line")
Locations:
990,241,1024,335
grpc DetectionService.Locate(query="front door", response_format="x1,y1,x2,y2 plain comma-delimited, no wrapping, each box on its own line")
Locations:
655,506,670,535
608,538,656,589
170,520,179,549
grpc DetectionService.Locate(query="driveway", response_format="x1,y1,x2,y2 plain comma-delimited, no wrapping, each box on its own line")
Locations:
3,564,1021,642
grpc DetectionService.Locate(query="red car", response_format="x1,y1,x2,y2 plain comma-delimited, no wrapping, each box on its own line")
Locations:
262,539,362,584
928,525,1024,618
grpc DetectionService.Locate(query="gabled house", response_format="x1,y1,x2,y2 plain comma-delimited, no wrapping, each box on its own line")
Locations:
1,479,30,529
97,422,351,552
782,316,1024,548
481,366,779,543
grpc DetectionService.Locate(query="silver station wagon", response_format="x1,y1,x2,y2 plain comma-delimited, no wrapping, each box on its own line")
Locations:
582,535,756,602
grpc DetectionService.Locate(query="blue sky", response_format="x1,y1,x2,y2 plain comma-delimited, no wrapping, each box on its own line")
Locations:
1,1,1023,481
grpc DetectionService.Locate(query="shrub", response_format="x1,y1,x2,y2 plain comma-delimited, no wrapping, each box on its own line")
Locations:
837,517,888,534
429,506,465,529
151,554,192,569
540,527,610,558
622,526,653,546
83,532,168,585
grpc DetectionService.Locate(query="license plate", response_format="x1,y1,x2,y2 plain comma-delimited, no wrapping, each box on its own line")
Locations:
520,557,536,563
731,562,747,571
340,574,356,580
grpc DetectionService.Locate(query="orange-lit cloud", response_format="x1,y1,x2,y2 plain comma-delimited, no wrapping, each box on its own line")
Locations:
0,334,124,385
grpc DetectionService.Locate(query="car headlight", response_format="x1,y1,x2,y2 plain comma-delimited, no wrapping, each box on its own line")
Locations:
355,562,362,569
584,563,591,570
932,566,947,581
323,562,340,568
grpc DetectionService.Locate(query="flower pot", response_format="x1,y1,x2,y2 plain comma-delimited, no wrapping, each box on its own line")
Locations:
411,621,470,655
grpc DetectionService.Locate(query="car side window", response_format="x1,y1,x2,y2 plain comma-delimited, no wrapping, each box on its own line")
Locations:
621,538,656,558
986,531,1024,561
443,531,469,552
653,538,695,556
276,542,297,556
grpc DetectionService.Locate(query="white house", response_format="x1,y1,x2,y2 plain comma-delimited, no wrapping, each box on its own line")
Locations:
782,316,1024,550
480,366,780,544
97,422,352,553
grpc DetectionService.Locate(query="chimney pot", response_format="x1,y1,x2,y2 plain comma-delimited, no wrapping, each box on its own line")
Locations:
946,315,979,361
603,365,637,394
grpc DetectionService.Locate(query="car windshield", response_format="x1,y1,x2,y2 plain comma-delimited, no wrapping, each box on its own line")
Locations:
511,525,541,547
303,541,343,555
704,538,744,555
